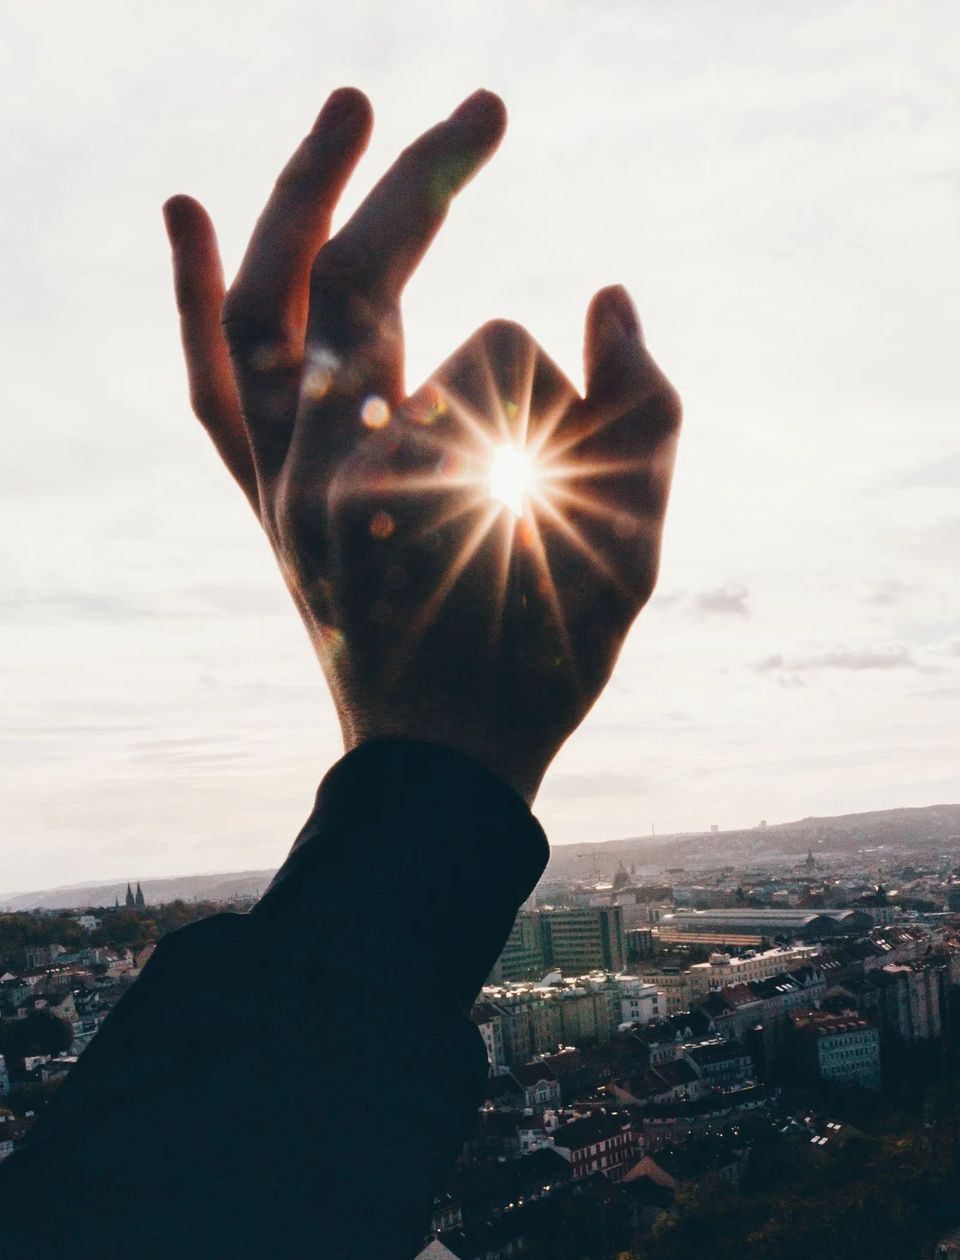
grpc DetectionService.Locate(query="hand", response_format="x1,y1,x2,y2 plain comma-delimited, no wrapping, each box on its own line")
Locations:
163,88,681,802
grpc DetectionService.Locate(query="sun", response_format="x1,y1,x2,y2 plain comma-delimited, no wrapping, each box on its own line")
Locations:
341,334,645,667
489,443,537,517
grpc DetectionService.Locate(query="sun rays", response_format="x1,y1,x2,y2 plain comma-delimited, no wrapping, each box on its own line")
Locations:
489,443,536,516
337,330,651,673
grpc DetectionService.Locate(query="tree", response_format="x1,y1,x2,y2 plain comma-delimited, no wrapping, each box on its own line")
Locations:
0,1011,72,1068
7,1078,63,1115
641,1121,960,1260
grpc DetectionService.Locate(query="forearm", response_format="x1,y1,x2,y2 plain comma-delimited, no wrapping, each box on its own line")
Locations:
0,741,548,1259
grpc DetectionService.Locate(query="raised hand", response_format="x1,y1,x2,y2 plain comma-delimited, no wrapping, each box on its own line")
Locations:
163,88,681,801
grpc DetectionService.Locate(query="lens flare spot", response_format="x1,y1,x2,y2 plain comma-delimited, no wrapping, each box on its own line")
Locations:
439,451,465,478
317,624,345,660
251,343,291,373
369,510,395,539
489,443,536,517
301,347,340,399
412,383,447,426
361,395,391,429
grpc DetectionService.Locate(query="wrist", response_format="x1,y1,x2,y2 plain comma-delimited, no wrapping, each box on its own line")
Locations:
341,723,547,805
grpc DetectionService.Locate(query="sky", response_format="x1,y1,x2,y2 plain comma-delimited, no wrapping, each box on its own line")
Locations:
1,0,958,893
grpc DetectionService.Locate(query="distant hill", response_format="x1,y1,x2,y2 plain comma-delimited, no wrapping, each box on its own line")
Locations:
4,802,960,910
544,803,960,883
0,870,278,912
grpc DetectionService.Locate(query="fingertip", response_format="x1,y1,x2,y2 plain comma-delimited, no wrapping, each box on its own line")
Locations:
316,86,374,137
162,194,209,245
450,88,508,143
588,284,642,343
162,195,187,241
584,286,649,399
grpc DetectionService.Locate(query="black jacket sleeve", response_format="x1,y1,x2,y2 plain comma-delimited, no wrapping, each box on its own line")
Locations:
0,740,548,1259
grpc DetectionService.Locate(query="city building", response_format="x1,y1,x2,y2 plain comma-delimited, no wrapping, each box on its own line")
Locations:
826,958,946,1045
698,984,764,1042
639,964,713,1015
747,966,828,1021
539,907,625,975
472,1000,507,1071
507,1061,562,1110
624,928,658,962
683,1039,754,1088
660,909,874,942
488,906,626,982
617,978,664,1026
476,976,627,1067
488,913,544,982
552,1111,636,1182
791,1009,881,1090
705,946,821,987
21,944,65,970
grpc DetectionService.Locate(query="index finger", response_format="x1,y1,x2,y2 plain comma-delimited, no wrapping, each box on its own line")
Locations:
306,89,507,368
224,88,373,360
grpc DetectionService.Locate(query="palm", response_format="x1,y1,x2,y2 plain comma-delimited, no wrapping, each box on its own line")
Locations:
164,88,680,799
326,318,667,735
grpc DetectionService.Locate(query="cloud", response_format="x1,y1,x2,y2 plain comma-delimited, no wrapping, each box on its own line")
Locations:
655,582,750,617
894,450,960,489
694,584,751,617
0,590,153,621
913,685,960,701
758,645,922,674
866,580,918,606
123,735,253,772
545,773,648,799
654,585,751,618
648,590,685,611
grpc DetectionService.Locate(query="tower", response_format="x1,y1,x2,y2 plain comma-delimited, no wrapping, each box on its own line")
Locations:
135,881,145,909
125,883,135,908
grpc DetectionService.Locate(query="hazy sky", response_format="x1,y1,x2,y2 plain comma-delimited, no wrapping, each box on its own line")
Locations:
2,0,958,893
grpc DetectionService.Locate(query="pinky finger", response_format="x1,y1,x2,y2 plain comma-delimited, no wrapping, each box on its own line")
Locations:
163,195,260,512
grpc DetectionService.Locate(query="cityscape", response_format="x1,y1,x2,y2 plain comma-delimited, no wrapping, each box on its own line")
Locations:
2,1,954,1254
3,809,960,1258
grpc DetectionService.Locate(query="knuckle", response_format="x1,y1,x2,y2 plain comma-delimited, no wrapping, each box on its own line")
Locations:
628,538,660,609
220,291,260,345
624,377,682,442
399,130,438,169
275,486,330,587
221,293,296,371
274,148,311,195
310,236,369,291
277,483,321,542
188,386,220,424
659,381,683,431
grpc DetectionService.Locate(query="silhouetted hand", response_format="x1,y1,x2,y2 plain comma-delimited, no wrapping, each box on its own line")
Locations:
164,88,681,802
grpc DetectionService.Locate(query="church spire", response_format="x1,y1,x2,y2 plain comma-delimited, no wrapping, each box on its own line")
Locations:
125,882,135,908
135,881,145,909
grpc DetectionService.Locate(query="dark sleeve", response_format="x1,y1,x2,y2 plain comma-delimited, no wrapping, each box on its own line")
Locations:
0,741,548,1260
